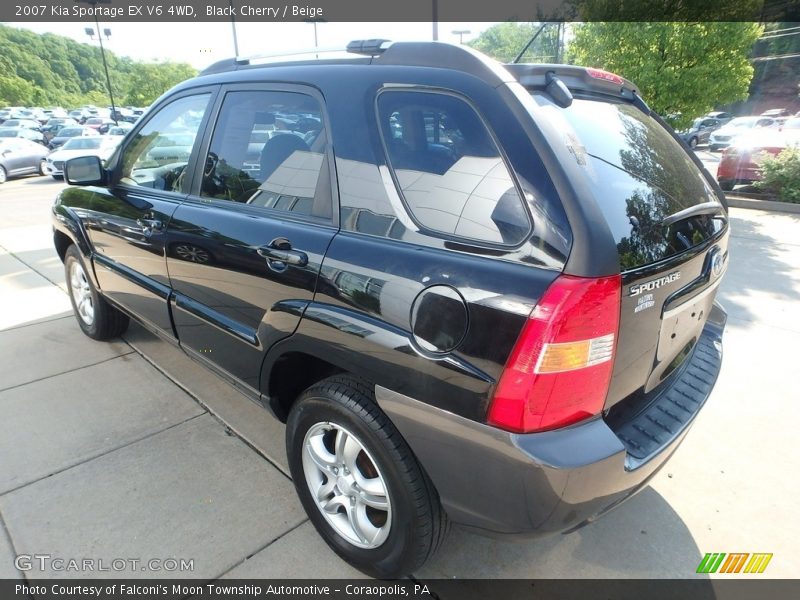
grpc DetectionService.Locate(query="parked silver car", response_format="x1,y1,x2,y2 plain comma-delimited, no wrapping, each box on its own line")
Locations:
0,138,48,183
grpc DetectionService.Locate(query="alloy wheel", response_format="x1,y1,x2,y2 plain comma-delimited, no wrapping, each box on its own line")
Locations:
69,259,94,325
302,422,392,549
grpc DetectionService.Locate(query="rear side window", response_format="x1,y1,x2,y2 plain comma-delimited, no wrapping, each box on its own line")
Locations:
377,91,530,246
531,93,725,270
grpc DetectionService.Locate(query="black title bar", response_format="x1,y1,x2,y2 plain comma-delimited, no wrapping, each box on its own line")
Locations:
4,579,800,600
3,0,800,23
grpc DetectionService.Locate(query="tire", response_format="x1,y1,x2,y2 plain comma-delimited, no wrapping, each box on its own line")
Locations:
688,136,698,149
64,245,129,340
0,166,6,184
718,179,735,192
39,159,47,175
286,375,448,578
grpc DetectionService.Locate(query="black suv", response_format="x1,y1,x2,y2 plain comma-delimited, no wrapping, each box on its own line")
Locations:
53,41,729,578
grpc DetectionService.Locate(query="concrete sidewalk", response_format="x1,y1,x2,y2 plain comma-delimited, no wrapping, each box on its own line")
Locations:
0,176,798,580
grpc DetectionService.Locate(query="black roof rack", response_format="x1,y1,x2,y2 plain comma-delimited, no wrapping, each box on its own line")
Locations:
346,39,392,56
199,40,516,88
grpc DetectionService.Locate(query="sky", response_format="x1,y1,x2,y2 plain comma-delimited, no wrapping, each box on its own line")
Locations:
10,22,495,69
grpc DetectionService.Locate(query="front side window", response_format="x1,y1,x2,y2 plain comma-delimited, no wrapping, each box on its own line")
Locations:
199,90,331,221
377,91,530,246
120,93,210,193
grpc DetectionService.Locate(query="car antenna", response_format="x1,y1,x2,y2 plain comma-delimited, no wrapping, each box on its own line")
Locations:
512,23,548,64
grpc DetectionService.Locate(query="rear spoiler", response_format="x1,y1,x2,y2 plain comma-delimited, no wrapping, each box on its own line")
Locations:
504,64,640,102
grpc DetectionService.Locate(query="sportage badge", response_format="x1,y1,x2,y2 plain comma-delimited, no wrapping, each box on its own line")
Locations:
629,272,681,297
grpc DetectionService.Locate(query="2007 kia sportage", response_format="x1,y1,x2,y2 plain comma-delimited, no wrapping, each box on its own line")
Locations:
53,40,728,578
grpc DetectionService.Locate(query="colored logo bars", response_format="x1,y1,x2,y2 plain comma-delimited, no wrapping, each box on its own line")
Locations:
696,553,773,574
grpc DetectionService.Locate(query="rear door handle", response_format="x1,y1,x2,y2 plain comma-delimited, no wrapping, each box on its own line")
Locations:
257,238,308,268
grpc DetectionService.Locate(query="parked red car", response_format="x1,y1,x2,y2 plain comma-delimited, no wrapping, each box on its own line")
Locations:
717,118,800,191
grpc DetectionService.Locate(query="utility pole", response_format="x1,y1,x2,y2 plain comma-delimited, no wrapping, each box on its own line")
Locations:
432,0,438,41
230,0,240,56
77,0,118,124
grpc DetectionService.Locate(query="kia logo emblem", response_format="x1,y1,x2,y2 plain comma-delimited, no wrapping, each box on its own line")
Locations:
711,251,725,279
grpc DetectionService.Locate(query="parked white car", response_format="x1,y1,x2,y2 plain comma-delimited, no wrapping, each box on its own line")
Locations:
708,116,776,151
45,136,120,179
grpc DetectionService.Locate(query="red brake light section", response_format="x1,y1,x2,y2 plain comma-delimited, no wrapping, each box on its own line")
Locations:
585,67,625,86
487,275,622,433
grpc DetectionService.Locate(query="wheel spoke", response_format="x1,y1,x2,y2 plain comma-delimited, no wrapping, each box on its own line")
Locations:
322,494,349,514
345,501,375,545
358,491,389,511
335,429,361,472
354,467,386,497
315,476,336,502
306,432,337,474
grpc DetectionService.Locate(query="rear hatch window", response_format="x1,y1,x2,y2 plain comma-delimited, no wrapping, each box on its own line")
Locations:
528,91,729,416
531,93,726,270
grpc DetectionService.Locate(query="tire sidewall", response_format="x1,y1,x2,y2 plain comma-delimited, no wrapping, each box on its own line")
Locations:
286,394,422,578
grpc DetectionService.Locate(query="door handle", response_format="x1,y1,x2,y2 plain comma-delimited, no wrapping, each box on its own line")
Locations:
257,238,308,268
136,217,163,232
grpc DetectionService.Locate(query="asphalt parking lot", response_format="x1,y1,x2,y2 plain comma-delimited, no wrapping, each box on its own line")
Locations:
0,173,798,580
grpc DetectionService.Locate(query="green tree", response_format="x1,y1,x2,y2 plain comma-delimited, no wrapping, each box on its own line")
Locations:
568,22,763,128
123,62,198,106
468,22,561,64
0,74,37,105
0,24,196,108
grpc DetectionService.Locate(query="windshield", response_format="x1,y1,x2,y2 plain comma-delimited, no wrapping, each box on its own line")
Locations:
691,118,704,128
62,138,103,150
530,92,725,270
58,128,82,137
0,129,19,137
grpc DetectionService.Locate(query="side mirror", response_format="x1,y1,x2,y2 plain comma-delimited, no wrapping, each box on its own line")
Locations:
65,155,106,186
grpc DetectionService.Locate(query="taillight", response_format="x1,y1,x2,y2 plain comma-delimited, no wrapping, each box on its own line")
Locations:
486,274,621,433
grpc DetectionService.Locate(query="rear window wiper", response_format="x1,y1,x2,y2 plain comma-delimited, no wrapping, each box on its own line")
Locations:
660,202,725,228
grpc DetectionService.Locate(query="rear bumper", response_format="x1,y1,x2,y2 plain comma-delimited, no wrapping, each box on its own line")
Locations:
376,302,726,537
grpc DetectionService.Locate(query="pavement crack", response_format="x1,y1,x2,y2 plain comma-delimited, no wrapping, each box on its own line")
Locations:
0,507,26,580
0,412,207,499
0,242,67,293
0,314,73,333
210,518,310,580
123,337,293,481
0,351,137,395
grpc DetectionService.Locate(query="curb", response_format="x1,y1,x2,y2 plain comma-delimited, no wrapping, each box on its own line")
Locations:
725,195,800,215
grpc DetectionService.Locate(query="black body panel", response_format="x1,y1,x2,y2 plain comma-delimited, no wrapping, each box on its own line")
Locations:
167,200,336,389
263,230,559,421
